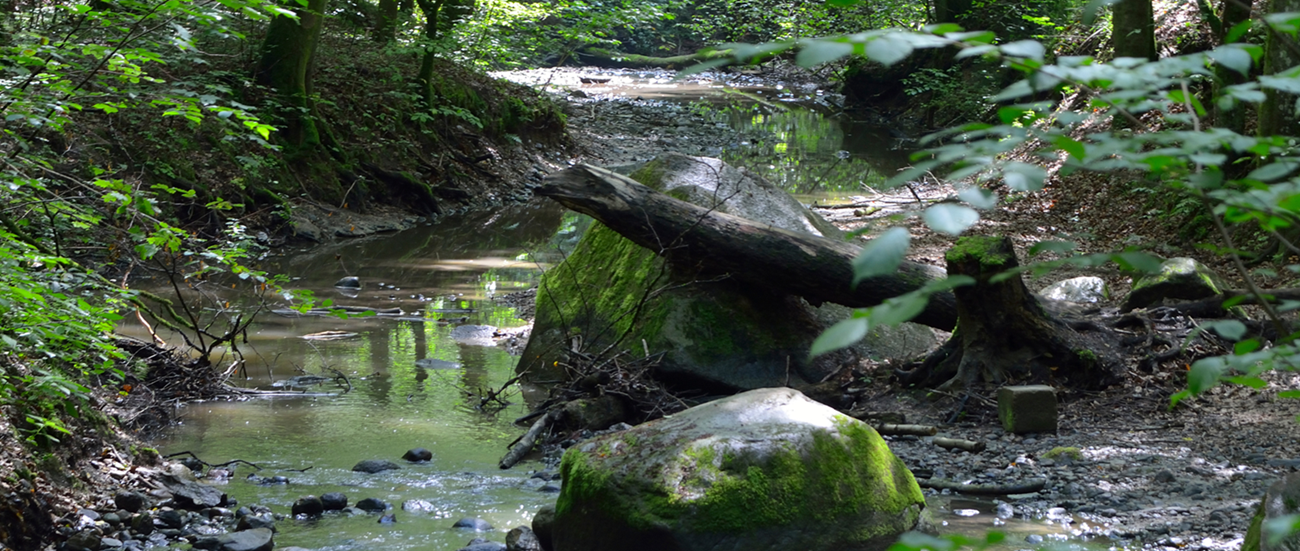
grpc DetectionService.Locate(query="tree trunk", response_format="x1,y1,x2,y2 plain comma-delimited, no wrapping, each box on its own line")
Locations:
255,0,328,155
1261,0,1300,137
537,164,959,331
375,0,399,42
1113,0,1157,60
933,0,972,24
574,47,733,69
414,0,474,104
898,236,1124,390
1212,0,1252,133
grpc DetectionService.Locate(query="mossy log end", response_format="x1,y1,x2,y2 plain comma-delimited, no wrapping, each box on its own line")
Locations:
573,47,733,69
538,164,958,331
900,236,1124,390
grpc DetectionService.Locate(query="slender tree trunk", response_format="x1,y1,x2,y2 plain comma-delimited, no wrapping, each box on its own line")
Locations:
1113,0,1157,60
375,0,399,42
414,0,474,104
255,0,328,155
1213,0,1252,133
1261,0,1300,137
933,0,972,24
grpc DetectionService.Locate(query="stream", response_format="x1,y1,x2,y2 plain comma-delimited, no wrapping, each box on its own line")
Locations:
148,69,1091,551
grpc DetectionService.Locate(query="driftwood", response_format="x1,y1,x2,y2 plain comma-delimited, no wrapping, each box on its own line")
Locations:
917,477,1046,495
500,411,556,470
932,436,986,453
875,424,937,436
539,164,958,331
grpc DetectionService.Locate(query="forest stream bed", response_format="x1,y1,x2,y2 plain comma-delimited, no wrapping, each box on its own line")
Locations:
42,66,1300,551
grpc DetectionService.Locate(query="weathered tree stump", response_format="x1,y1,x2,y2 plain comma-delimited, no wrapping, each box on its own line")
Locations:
900,236,1124,390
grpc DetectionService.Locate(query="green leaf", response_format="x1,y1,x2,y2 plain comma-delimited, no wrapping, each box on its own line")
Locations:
1247,162,1296,182
1278,390,1300,399
1028,240,1077,256
797,40,853,67
864,34,913,66
923,204,979,236
999,40,1045,62
1235,338,1261,355
1003,162,1047,191
810,317,868,357
852,227,910,285
1224,375,1267,389
1208,45,1253,75
825,0,860,7
958,187,997,209
1113,251,1164,273
1226,20,1253,43
1187,357,1224,395
1206,319,1247,341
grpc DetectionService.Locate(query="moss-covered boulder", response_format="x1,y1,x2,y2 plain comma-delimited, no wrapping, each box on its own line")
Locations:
519,153,937,389
1123,257,1227,311
551,388,925,551
1243,473,1300,551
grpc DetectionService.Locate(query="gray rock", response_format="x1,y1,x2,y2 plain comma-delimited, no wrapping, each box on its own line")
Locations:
379,513,397,524
352,459,400,473
193,528,274,551
64,530,101,551
356,498,389,512
130,512,154,535
538,484,561,493
156,509,185,529
158,464,227,509
531,504,555,551
454,517,494,531
1123,257,1227,311
402,448,433,462
519,154,941,391
1154,469,1177,484
334,276,361,289
551,388,924,551
291,495,324,517
101,537,123,548
507,526,543,551
997,385,1057,434
321,492,348,510
102,512,121,525
1040,276,1109,303
235,512,275,532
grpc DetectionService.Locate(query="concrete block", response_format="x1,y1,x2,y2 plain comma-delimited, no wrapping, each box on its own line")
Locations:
997,385,1057,434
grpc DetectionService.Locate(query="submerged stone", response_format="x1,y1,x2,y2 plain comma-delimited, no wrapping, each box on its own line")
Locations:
552,388,924,551
454,517,494,531
352,459,400,474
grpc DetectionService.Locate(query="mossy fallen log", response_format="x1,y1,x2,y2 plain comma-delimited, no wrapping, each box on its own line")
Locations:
537,164,958,331
573,47,733,69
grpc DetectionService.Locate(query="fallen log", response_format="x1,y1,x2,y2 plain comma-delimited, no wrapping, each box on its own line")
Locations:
538,164,958,331
932,436,986,453
917,477,1046,495
574,47,733,69
875,424,938,436
500,411,556,470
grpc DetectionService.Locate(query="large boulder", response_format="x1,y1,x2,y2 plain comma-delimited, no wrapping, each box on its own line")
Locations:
520,153,937,390
551,388,924,551
1244,473,1300,551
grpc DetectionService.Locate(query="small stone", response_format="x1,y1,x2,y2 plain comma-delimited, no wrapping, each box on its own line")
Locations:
1154,469,1177,484
156,509,185,529
291,495,324,517
403,499,436,513
379,513,397,524
321,492,348,511
235,512,275,532
115,491,149,513
356,498,389,512
997,385,1057,434
402,448,433,462
538,484,561,493
65,530,102,551
352,459,400,474
454,517,494,531
102,512,122,525
130,512,154,535
334,276,361,289
101,537,124,548
506,525,543,551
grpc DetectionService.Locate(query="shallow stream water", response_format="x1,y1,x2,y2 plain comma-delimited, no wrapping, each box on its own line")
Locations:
149,72,1086,551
